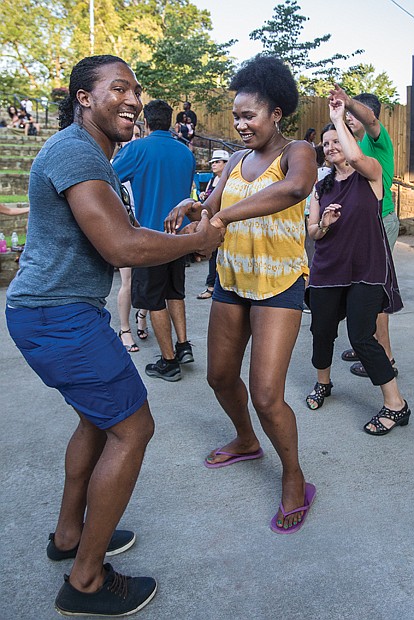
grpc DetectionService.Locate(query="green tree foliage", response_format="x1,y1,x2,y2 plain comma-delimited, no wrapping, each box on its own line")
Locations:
0,0,72,92
134,0,236,112
340,64,399,107
249,0,399,130
250,0,363,81
0,0,231,107
299,64,399,106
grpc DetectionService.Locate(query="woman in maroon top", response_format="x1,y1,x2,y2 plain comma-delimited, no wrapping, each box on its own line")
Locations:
306,97,410,435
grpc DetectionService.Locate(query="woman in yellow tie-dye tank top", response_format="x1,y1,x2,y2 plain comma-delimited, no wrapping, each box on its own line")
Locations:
165,56,317,533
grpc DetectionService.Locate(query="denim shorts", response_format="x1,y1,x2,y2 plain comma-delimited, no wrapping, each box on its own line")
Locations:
212,276,305,310
6,303,147,430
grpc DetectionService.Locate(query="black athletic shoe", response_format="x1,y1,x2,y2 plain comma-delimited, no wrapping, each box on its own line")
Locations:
47,530,136,561
175,341,194,364
55,563,157,617
145,357,181,381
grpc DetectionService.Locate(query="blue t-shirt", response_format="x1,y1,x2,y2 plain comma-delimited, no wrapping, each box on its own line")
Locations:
7,124,121,308
112,130,195,231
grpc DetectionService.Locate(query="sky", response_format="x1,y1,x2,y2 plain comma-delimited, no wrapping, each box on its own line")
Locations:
192,0,414,104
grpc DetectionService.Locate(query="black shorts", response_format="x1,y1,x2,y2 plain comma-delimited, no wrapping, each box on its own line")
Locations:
131,257,186,311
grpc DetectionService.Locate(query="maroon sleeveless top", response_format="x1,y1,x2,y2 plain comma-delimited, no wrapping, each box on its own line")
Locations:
308,171,402,313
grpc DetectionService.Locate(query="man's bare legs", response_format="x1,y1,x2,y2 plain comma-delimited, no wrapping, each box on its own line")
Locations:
149,308,175,359
52,417,107,552
53,402,154,592
206,301,305,530
149,299,188,359
167,299,187,344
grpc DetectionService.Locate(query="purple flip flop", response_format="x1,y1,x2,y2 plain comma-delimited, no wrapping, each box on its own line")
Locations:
270,482,316,534
204,447,264,469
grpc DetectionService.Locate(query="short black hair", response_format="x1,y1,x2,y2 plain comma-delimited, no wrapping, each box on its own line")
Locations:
144,99,173,131
353,93,381,119
59,55,129,130
229,55,298,117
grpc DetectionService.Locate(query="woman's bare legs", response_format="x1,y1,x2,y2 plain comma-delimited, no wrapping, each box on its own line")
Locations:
206,301,306,530
206,301,260,458
249,306,305,530
117,267,136,348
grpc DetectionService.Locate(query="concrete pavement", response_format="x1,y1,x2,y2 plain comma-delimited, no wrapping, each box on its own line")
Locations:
1,240,413,620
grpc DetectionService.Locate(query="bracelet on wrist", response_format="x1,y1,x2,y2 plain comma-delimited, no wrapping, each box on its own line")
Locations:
318,220,330,233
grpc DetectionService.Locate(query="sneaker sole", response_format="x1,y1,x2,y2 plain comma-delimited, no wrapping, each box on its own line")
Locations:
145,369,181,382
55,582,157,617
106,532,136,557
177,354,194,364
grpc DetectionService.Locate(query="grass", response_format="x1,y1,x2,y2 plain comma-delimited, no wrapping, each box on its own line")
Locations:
0,154,34,160
0,195,29,203
0,169,29,175
3,233,26,246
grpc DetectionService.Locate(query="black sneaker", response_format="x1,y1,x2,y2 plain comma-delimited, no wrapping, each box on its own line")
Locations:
175,341,194,364
55,563,157,616
47,530,136,561
145,357,181,381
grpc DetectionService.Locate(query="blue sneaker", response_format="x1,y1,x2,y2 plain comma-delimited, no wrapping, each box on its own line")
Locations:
47,529,136,561
55,563,157,616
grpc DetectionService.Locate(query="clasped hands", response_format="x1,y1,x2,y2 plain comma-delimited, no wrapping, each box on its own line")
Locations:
164,200,226,259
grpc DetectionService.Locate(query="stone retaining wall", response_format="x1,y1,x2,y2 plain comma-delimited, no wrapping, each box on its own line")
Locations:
0,205,29,238
0,252,19,288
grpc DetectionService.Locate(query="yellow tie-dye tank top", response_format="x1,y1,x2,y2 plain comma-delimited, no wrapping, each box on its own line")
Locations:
216,150,309,300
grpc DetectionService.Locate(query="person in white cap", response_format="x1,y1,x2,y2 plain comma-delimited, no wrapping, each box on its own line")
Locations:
197,149,230,299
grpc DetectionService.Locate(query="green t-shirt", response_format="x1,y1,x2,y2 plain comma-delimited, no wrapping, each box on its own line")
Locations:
359,122,394,218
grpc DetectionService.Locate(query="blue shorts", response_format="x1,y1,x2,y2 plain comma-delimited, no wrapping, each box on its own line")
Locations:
6,303,147,430
212,276,305,310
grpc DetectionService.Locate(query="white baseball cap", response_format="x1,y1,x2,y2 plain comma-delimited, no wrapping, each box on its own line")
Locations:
209,149,230,163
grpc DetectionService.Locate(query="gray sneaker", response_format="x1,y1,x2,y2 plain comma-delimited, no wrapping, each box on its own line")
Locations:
175,341,194,364
55,563,157,616
145,357,181,381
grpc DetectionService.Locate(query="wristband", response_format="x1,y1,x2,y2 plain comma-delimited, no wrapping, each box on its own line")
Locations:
318,220,330,233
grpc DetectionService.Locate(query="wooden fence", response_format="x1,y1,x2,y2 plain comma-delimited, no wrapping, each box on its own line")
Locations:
181,95,409,180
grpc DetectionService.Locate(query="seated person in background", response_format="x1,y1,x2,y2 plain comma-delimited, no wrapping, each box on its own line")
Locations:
20,111,41,136
7,105,20,128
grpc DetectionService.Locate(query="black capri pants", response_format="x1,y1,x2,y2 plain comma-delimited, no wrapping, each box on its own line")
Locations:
308,283,395,386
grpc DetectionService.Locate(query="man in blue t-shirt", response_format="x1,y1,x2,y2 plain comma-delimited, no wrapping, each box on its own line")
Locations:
113,99,196,382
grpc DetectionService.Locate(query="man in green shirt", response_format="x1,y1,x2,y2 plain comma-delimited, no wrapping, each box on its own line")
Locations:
329,85,399,378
